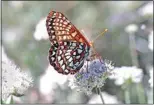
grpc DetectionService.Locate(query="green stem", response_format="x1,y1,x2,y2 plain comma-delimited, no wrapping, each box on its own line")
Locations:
124,89,130,104
96,87,105,104
136,83,146,103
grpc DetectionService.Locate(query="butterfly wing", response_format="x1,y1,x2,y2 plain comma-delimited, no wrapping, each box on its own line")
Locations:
46,11,90,46
46,11,90,74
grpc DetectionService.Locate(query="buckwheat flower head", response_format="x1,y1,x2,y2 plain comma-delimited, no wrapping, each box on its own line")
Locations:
148,31,153,51
149,67,153,88
109,66,143,85
2,61,33,101
68,58,114,94
33,17,49,41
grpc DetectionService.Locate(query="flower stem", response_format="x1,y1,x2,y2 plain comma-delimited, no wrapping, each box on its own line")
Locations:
124,89,130,104
96,87,105,104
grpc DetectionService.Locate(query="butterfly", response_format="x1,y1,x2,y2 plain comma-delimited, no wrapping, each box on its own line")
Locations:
46,11,107,75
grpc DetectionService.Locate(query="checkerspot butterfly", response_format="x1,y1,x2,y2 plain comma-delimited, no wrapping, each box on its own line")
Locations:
46,11,107,75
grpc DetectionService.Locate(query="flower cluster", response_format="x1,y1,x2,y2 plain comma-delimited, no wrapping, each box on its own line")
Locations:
149,66,153,88
109,66,143,85
69,58,114,94
33,17,49,41
2,60,33,102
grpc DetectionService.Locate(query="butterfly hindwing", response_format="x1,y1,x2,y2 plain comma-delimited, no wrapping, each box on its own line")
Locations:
55,41,90,74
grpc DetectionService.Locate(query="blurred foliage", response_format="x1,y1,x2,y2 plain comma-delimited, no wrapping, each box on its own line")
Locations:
2,1,153,104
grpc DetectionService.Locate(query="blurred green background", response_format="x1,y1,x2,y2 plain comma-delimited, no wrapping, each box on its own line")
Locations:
2,1,153,104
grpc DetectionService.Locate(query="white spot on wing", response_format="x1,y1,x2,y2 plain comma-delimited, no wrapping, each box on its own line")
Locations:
65,53,70,56
51,30,54,33
52,35,55,39
48,22,51,25
56,27,59,30
68,58,73,62
64,42,67,45
65,69,69,73
63,21,68,25
58,56,61,61
73,52,76,55
66,28,69,32
62,31,65,34
79,45,82,49
67,50,72,52
51,57,55,61
49,26,52,29
61,65,65,70
75,62,79,66
63,17,66,20
72,31,77,37
61,46,64,49
59,60,63,66
76,55,80,59
53,13,56,16
66,56,70,59
63,36,66,40
78,49,82,54
66,20,70,23
72,43,76,46
69,61,73,66
60,27,63,30
59,13,62,17
60,20,63,23
59,50,62,54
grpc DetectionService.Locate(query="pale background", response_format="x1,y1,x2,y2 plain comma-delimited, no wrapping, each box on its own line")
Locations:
1,1,153,104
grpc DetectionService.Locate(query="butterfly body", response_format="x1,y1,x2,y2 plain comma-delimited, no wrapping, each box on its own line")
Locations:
46,11,90,74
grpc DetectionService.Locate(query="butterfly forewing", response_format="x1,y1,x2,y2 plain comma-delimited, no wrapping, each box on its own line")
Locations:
46,11,90,45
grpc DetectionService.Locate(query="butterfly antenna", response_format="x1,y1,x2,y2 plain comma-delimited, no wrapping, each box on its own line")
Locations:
89,29,108,59
93,29,108,43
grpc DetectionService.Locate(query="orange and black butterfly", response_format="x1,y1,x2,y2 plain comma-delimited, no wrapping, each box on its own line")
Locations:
46,11,107,75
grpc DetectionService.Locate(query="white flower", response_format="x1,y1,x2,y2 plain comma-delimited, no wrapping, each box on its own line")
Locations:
68,58,114,94
39,65,69,95
149,67,153,88
125,24,138,33
138,1,153,16
147,66,153,104
148,31,153,51
109,66,143,85
2,46,9,63
140,24,146,30
33,17,49,41
2,60,33,101
88,92,120,104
